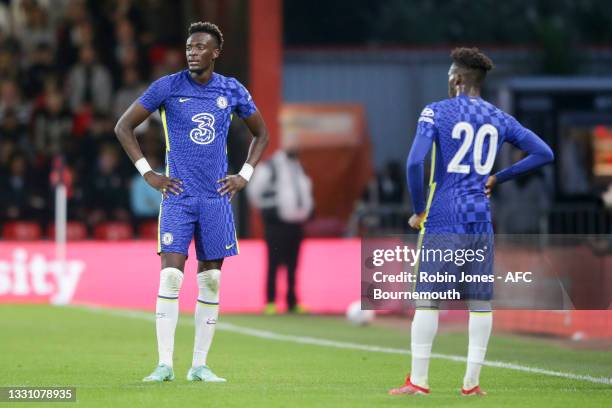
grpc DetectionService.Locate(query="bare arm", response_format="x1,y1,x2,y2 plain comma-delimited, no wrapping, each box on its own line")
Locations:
114,102,151,163
243,110,270,168
114,102,183,197
217,110,270,201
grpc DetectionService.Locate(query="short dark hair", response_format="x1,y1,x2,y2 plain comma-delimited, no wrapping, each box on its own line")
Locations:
451,47,494,84
188,21,224,50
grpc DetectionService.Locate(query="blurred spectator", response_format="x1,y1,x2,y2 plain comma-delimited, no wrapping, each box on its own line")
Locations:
247,147,314,314
0,109,31,167
65,45,113,114
135,120,165,158
0,2,9,30
494,150,552,234
377,161,404,204
55,0,91,71
152,47,184,78
130,155,162,222
83,112,117,151
354,161,407,235
113,66,145,119
84,143,130,226
0,0,185,234
112,0,144,31
31,85,71,159
0,44,21,81
114,18,137,65
116,43,145,80
14,1,54,64
0,151,47,223
1,108,27,144
0,132,18,172
64,163,87,222
0,79,30,123
118,41,137,66
23,42,57,98
76,112,118,178
112,17,146,84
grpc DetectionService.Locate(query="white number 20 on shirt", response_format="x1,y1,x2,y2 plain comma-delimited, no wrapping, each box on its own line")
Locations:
447,122,498,175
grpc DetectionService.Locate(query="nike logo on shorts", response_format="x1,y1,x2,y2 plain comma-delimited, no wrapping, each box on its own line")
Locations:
179,97,191,102
225,243,235,250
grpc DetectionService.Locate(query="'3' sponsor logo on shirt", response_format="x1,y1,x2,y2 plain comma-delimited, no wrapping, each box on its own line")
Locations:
189,113,216,145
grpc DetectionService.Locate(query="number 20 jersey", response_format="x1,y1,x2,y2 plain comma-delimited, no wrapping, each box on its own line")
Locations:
418,94,537,227
138,70,257,198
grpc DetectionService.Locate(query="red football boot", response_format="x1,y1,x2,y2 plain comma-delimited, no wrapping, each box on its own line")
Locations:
461,385,487,396
388,374,430,395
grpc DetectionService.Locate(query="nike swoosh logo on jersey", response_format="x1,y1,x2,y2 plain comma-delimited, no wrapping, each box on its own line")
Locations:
225,243,235,250
179,97,191,102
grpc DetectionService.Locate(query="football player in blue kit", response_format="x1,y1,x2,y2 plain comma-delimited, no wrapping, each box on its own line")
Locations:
115,21,269,383
388,48,553,396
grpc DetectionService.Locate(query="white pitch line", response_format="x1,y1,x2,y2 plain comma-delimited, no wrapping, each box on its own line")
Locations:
77,306,612,385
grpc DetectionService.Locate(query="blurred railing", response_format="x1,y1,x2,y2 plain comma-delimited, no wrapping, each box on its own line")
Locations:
544,204,612,234
348,203,413,236
348,202,612,236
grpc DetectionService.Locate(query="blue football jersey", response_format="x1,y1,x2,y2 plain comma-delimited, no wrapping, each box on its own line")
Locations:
138,70,257,198
411,94,537,227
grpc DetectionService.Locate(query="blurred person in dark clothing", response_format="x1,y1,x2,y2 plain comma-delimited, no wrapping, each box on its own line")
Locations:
113,66,146,119
116,43,140,72
0,79,30,124
65,45,113,114
114,18,138,64
23,43,57,98
0,138,17,173
247,144,314,314
151,47,184,78
31,85,72,160
0,46,21,82
55,2,91,72
76,111,118,175
14,1,55,64
85,143,130,226
1,109,27,145
495,150,551,233
111,0,145,31
378,161,404,204
0,151,47,224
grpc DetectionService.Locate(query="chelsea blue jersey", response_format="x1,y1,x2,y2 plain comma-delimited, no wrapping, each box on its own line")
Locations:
138,70,257,198
407,94,550,227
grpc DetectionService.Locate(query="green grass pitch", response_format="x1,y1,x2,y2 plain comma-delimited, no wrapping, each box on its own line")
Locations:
1,305,610,407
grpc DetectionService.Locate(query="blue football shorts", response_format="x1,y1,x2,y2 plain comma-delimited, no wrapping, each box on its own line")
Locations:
414,222,494,301
157,195,239,261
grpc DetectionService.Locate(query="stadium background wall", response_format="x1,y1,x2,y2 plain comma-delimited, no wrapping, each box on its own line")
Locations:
1,240,610,339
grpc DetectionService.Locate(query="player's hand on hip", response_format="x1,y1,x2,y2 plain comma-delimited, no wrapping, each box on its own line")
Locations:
408,212,426,230
217,174,247,202
484,175,497,198
144,172,184,198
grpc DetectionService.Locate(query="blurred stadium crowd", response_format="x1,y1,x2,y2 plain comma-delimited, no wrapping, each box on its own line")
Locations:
0,0,185,239
2,0,612,240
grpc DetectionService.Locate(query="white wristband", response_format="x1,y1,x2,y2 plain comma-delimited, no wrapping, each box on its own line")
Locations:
135,157,153,176
238,163,254,182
